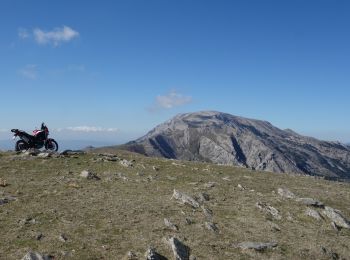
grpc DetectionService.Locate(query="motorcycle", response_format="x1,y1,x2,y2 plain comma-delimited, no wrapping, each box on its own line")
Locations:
11,123,59,152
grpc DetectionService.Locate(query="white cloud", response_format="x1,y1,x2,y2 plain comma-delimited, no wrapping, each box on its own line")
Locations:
18,28,29,39
19,64,38,80
150,90,192,111
33,26,79,46
56,126,119,133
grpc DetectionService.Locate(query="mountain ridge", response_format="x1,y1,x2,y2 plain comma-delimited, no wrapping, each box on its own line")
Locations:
122,111,350,179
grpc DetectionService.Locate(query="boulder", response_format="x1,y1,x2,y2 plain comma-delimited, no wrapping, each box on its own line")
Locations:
22,252,52,260
80,170,100,180
164,218,178,231
305,208,322,220
235,241,278,251
145,247,167,260
277,188,296,199
167,237,190,260
322,206,350,229
256,202,282,220
172,190,199,208
205,222,219,233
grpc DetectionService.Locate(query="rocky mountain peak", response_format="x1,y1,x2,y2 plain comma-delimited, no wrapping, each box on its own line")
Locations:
126,111,350,180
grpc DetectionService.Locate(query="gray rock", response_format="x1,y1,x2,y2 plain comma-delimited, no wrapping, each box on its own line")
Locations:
164,218,178,231
305,208,322,220
125,251,138,259
172,190,200,208
120,159,133,167
277,188,296,199
59,233,68,242
0,196,16,206
122,111,350,179
256,202,282,220
204,182,216,188
237,184,246,190
145,247,167,260
296,198,324,208
205,222,219,233
323,206,350,229
167,237,190,260
22,252,51,260
197,192,210,202
80,170,100,180
235,241,278,251
37,152,52,158
201,206,213,220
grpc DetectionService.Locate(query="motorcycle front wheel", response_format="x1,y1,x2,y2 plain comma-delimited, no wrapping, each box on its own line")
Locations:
45,140,58,152
15,140,29,152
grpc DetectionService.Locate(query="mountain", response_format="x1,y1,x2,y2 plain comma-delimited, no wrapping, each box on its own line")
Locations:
123,111,350,180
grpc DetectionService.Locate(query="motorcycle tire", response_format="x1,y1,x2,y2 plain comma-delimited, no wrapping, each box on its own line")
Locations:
45,140,58,152
15,140,28,152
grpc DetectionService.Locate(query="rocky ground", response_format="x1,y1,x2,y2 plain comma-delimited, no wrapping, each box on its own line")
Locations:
0,150,349,259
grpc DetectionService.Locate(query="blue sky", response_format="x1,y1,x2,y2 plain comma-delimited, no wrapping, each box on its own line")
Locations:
0,0,349,144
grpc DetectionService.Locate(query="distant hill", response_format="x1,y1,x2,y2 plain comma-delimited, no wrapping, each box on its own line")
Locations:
121,111,350,180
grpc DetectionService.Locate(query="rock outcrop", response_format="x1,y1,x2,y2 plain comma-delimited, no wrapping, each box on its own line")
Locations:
123,111,350,179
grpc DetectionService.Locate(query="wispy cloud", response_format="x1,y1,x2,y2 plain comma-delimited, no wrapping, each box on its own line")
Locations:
18,64,38,80
18,26,79,46
18,28,29,39
149,90,192,112
29,26,79,46
56,126,119,133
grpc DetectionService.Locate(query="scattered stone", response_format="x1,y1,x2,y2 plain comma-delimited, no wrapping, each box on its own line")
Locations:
124,251,138,260
36,233,44,241
38,152,51,158
331,221,341,231
201,206,213,220
80,170,100,180
22,251,52,260
172,162,186,167
164,218,179,231
269,222,281,232
152,166,160,171
172,190,200,208
167,237,190,260
120,159,134,167
305,208,322,221
237,184,246,190
322,206,350,229
59,234,68,242
222,176,230,181
256,202,282,220
197,192,210,202
204,182,216,188
277,188,296,199
185,218,193,225
60,150,85,156
145,247,167,260
235,241,278,251
24,148,41,156
19,217,36,225
321,246,340,260
205,222,219,233
296,198,324,208
0,178,8,187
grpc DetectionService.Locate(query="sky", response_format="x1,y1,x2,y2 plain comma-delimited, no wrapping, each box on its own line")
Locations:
0,0,349,146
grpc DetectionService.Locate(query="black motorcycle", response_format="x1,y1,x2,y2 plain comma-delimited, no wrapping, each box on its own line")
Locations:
11,123,58,152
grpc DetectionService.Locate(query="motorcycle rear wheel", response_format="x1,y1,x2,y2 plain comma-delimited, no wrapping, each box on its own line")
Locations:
15,140,29,152
45,140,58,152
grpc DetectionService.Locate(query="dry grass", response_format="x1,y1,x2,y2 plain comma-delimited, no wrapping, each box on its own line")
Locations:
0,151,349,259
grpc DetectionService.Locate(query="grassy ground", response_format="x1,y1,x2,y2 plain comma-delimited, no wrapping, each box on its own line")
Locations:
0,151,349,259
